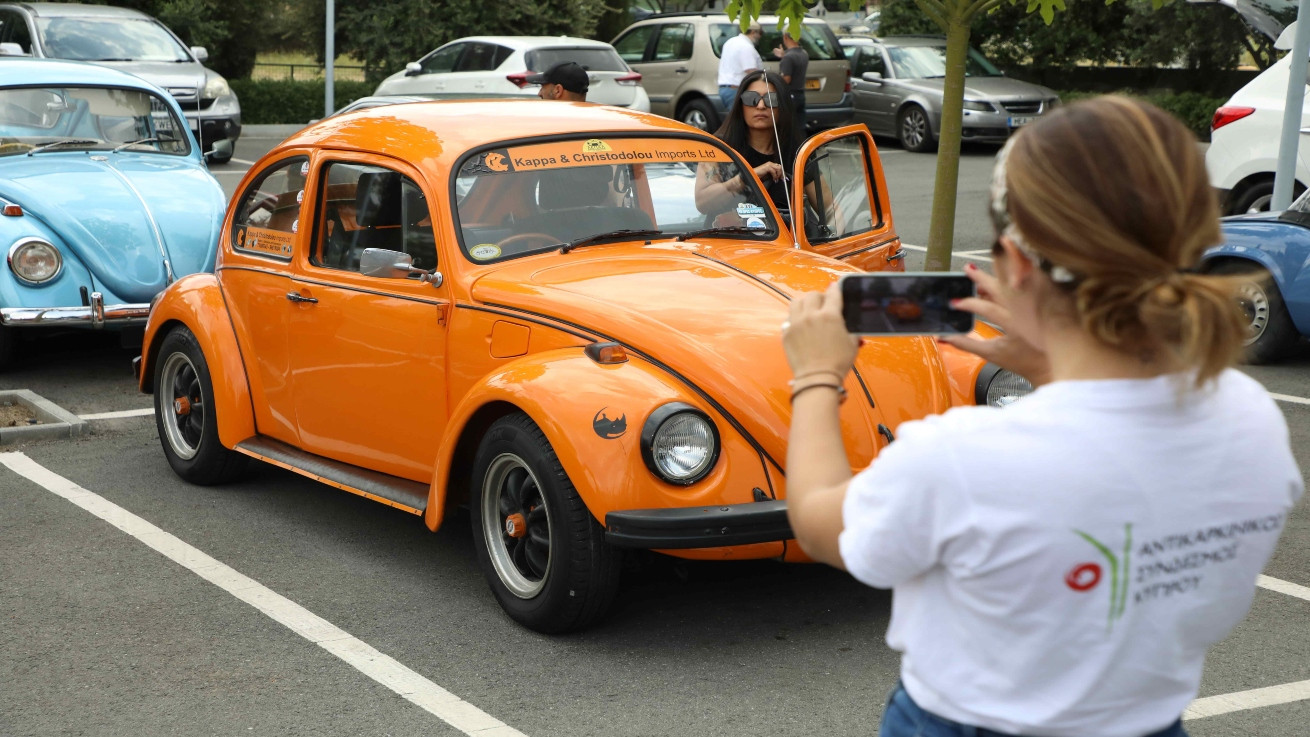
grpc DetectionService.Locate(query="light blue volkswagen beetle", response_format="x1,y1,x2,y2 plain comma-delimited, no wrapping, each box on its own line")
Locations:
0,59,226,369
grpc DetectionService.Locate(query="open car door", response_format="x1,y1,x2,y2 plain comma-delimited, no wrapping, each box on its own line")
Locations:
791,125,905,271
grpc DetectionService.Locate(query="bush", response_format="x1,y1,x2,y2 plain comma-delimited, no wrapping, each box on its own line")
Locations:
231,79,374,125
1057,90,1226,142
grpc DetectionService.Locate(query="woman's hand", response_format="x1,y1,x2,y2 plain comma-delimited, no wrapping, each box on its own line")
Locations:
783,281,859,380
754,161,784,183
938,263,1051,387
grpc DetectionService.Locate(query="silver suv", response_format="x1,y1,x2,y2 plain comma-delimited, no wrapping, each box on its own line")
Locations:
0,2,240,162
612,12,853,132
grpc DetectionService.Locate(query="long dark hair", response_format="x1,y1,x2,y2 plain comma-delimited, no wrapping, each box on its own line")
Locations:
713,69,798,163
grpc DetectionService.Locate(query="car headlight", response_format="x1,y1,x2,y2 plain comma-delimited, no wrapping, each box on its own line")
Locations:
962,100,994,112
975,363,1034,407
641,403,720,485
203,73,232,99
8,238,62,284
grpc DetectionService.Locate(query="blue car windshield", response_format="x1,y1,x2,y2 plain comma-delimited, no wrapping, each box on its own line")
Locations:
36,17,191,62
0,86,191,156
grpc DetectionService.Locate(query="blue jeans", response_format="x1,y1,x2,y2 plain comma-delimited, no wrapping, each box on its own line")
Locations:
879,682,1189,737
719,85,736,110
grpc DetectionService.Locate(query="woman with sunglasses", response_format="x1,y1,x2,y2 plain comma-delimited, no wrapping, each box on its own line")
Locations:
780,96,1302,736
695,70,799,215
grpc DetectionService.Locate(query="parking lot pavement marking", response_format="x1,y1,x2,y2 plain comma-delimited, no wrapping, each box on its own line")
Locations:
78,408,155,421
899,244,995,262
1183,679,1310,720
1258,574,1310,602
228,157,259,166
0,451,529,737
1271,393,1310,406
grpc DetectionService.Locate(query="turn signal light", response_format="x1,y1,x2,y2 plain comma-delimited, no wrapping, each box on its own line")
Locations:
584,341,629,364
2,204,21,216
616,72,642,86
1211,106,1255,132
844,68,851,94
506,72,531,89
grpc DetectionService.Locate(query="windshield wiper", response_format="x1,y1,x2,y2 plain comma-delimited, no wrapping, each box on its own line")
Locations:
111,136,176,153
558,228,664,254
675,226,768,241
87,57,135,62
26,139,102,156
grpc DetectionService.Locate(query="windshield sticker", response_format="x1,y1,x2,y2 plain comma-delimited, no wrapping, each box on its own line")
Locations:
737,203,765,217
296,190,304,204
470,243,502,260
465,139,733,175
299,161,310,177
291,219,299,234
745,216,766,230
237,225,294,257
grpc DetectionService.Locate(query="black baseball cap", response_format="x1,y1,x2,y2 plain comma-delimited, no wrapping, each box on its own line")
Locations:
526,62,589,94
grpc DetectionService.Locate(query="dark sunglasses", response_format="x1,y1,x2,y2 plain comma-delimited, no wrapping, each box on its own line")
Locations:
739,90,781,109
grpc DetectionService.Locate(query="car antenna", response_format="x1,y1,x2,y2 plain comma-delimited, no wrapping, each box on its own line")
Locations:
767,81,799,249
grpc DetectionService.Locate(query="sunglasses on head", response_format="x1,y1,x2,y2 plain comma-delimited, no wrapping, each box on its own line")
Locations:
739,90,781,109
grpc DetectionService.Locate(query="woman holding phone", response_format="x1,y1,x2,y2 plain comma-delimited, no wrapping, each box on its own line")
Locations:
780,96,1302,737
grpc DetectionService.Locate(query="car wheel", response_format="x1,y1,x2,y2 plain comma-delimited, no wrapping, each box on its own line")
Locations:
153,326,248,484
679,99,718,132
898,104,935,153
1216,262,1300,364
1227,179,1305,216
470,412,622,633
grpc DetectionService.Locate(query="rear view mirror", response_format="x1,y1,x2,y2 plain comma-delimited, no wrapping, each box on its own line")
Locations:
205,138,233,160
360,248,444,285
405,62,422,77
862,71,883,83
0,42,26,56
190,46,209,62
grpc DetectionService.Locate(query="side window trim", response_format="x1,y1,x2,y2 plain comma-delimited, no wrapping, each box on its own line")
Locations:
230,154,310,261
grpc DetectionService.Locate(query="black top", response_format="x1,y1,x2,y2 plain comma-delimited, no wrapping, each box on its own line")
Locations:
740,144,793,211
779,47,809,93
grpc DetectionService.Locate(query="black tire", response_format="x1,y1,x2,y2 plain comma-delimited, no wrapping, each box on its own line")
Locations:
678,98,718,132
153,326,248,484
470,412,622,633
898,104,935,153
1227,179,1304,216
1216,262,1300,364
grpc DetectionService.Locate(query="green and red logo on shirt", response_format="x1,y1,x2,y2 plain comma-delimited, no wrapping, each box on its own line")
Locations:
1069,523,1133,630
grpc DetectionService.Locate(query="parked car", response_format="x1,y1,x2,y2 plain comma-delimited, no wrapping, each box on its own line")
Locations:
1202,0,1305,214
373,36,650,112
841,35,1059,153
134,99,1030,633
0,59,227,369
611,12,853,132
0,2,241,163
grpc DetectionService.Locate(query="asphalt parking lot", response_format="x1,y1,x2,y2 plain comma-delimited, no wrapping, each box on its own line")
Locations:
1,126,1307,736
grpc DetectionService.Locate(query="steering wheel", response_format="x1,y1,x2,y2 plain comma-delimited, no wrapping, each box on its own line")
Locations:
498,232,561,253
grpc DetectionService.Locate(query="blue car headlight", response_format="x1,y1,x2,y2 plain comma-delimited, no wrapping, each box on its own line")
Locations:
641,403,720,485
8,238,62,284
975,363,1034,407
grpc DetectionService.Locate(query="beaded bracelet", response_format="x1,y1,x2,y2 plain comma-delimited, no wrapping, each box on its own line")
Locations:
788,369,847,388
790,382,847,404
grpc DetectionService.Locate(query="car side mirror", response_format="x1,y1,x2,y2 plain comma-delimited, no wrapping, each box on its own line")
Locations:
190,46,209,62
862,71,883,83
359,248,443,285
0,42,26,56
405,62,422,77
205,138,233,160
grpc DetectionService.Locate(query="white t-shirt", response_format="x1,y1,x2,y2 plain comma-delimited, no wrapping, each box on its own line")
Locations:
718,33,763,87
839,370,1302,737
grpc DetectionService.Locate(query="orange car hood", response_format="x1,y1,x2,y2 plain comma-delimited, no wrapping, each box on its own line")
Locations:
470,241,953,471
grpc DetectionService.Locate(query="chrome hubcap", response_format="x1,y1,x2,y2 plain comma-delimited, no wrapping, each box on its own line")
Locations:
481,453,551,599
1245,194,1273,214
159,352,204,460
683,109,709,130
1235,280,1270,346
902,109,926,149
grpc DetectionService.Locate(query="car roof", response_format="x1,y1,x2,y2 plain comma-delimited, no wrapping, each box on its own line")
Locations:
838,36,877,45
6,2,152,19
0,57,170,90
286,100,709,167
443,36,617,51
874,35,948,46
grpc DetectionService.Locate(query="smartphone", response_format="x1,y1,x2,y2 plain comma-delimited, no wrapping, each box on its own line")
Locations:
839,272,976,335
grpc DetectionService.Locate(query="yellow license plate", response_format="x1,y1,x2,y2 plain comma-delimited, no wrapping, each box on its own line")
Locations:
805,78,821,90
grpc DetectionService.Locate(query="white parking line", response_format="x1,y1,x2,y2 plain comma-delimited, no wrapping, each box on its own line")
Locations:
228,157,259,167
1271,393,1310,407
78,408,154,421
0,452,527,737
1258,574,1310,602
899,244,994,262
1184,679,1310,720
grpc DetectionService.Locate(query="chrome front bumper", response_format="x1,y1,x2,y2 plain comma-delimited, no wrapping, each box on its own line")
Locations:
1,291,149,328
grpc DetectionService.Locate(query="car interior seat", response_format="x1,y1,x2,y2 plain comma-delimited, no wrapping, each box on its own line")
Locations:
515,166,654,239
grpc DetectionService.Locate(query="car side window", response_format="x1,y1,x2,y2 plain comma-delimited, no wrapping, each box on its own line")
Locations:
314,162,436,274
855,48,884,77
0,11,32,54
613,25,655,63
652,24,693,62
420,43,464,75
456,42,501,72
805,136,877,243
231,157,309,260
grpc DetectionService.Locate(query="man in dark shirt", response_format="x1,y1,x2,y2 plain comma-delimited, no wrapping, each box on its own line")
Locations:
776,32,810,137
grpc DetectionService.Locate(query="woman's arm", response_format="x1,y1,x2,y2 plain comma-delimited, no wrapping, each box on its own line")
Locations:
694,162,748,214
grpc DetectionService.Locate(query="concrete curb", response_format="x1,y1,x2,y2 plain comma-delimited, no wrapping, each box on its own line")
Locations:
0,390,87,444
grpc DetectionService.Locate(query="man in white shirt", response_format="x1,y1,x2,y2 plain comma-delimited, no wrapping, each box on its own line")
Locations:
717,22,764,110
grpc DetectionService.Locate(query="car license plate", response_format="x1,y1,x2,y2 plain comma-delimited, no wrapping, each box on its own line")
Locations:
805,78,821,90
1008,116,1034,127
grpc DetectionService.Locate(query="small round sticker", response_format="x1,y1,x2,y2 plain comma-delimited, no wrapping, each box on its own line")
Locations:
470,243,502,260
299,161,310,176
745,216,766,230
291,219,299,234
296,190,304,204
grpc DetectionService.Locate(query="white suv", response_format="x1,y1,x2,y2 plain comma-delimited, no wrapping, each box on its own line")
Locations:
374,36,650,111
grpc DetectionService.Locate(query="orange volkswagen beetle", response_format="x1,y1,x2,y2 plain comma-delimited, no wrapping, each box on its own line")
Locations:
135,101,1027,632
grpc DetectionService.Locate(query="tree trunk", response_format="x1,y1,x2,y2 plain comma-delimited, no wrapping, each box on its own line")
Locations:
923,18,972,272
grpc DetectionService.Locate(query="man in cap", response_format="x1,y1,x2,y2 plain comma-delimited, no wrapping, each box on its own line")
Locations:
717,21,763,109
529,61,589,102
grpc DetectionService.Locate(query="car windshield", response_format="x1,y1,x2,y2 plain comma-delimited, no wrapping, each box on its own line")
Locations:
36,17,190,62
455,137,778,263
0,86,190,156
885,44,1001,78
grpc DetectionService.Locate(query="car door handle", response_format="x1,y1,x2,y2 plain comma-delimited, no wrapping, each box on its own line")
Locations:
675,67,689,73
886,248,907,262
286,292,318,304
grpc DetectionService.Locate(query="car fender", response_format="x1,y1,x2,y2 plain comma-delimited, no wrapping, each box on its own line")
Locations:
138,273,254,448
936,320,1001,407
424,347,768,533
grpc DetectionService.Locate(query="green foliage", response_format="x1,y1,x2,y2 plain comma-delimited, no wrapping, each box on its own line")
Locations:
1058,90,1226,140
282,0,609,87
881,0,1254,72
728,0,863,36
230,79,373,124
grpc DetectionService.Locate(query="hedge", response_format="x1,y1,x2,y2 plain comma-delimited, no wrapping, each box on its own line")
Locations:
1058,90,1226,142
231,79,374,125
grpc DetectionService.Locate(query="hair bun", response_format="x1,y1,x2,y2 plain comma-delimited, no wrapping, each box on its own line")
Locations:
1147,272,1187,308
